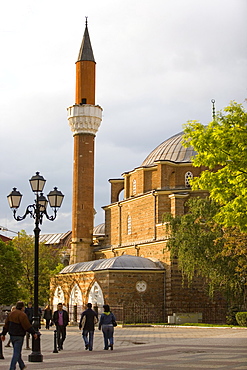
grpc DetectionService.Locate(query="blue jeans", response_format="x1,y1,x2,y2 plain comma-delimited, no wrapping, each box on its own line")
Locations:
9,335,25,370
102,325,114,349
82,330,94,350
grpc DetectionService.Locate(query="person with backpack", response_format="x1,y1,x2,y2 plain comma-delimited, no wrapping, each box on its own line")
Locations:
98,304,117,350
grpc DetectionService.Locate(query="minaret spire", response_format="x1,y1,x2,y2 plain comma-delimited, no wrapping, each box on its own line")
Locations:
68,20,103,264
77,17,95,62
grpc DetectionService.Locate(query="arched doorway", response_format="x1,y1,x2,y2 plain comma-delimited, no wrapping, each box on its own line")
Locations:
69,283,83,323
52,285,65,312
88,281,104,314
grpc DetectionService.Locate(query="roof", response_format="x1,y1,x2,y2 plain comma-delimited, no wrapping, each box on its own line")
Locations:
77,23,95,62
142,132,197,167
0,234,12,242
59,255,164,274
39,231,71,245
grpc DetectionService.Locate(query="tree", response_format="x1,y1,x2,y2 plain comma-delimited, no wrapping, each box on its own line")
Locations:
163,197,247,307
12,230,64,305
0,240,23,304
182,101,247,231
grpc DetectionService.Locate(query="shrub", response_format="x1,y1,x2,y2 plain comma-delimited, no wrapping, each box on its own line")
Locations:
236,312,247,327
226,306,239,325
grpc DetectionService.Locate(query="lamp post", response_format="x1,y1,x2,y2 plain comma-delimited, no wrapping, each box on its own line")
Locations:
7,172,64,362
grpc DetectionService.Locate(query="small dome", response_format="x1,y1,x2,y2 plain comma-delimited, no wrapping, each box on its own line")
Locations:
93,223,105,236
59,255,164,274
142,132,197,167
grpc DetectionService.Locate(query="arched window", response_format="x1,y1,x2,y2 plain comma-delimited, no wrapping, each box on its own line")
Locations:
132,179,136,195
185,171,193,188
127,215,132,235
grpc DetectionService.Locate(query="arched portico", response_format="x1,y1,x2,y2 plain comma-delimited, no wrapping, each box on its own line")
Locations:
88,281,104,314
69,283,83,323
52,285,65,312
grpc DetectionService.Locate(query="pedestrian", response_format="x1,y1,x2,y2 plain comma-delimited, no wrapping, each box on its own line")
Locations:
1,301,38,370
98,304,117,350
38,307,42,328
24,301,33,350
52,302,69,350
79,303,98,351
5,306,16,348
43,305,52,329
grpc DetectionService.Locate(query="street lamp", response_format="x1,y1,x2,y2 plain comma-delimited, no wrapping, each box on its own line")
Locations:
7,172,64,362
0,226,19,236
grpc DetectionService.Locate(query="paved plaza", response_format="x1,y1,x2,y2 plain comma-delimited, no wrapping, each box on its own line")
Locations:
0,325,247,369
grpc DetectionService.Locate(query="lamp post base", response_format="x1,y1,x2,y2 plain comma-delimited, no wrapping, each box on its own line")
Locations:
28,352,43,362
28,332,43,362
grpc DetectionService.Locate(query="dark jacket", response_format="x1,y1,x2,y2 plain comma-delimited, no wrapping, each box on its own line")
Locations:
52,310,69,327
24,306,34,324
98,312,116,329
43,309,52,320
2,309,36,337
79,308,98,331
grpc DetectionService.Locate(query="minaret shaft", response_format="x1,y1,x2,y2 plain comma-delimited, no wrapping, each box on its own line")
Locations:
75,61,95,105
72,134,95,240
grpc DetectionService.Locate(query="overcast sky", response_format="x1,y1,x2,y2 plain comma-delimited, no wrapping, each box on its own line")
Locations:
0,0,246,236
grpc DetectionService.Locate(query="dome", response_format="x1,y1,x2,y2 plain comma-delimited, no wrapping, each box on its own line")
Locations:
93,223,105,236
59,255,164,274
142,132,197,167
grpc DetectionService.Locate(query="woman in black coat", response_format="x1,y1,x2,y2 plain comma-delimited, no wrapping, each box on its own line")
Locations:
43,305,52,329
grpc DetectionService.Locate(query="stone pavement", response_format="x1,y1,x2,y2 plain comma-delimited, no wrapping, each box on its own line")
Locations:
1,325,247,369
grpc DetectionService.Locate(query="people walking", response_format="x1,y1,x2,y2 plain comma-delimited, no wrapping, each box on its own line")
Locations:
98,304,117,350
52,302,69,350
24,301,33,350
5,306,16,348
1,301,38,370
79,303,98,351
43,305,52,329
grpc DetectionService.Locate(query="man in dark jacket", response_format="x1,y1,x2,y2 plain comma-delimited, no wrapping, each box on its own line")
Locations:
52,303,69,350
24,301,33,349
1,301,38,370
79,303,98,351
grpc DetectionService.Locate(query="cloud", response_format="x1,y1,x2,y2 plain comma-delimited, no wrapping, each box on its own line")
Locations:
0,0,246,236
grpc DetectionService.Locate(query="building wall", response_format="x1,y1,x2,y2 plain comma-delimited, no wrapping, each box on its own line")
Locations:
53,158,226,323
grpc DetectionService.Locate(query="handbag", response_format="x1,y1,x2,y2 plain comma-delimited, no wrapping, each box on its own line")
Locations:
112,319,117,327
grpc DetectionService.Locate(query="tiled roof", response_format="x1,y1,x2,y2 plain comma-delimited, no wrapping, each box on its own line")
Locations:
59,255,164,273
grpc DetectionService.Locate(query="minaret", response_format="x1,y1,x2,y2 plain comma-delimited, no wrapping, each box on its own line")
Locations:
68,19,103,264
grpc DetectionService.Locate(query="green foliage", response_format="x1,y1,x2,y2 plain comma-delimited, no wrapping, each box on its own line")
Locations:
235,312,247,327
0,240,23,304
163,197,247,305
182,101,247,231
12,230,63,305
226,306,239,325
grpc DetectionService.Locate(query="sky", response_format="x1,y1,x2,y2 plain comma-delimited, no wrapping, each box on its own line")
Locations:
0,0,246,236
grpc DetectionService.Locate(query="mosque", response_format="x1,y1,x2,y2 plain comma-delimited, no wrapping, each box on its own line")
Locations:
50,21,226,324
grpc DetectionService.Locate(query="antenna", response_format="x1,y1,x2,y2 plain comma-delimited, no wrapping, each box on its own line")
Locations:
211,99,216,120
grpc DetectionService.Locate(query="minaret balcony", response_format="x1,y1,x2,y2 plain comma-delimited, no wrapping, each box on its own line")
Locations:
68,104,103,136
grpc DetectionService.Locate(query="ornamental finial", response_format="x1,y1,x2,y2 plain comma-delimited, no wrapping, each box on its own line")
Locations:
211,99,216,120
85,16,88,27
